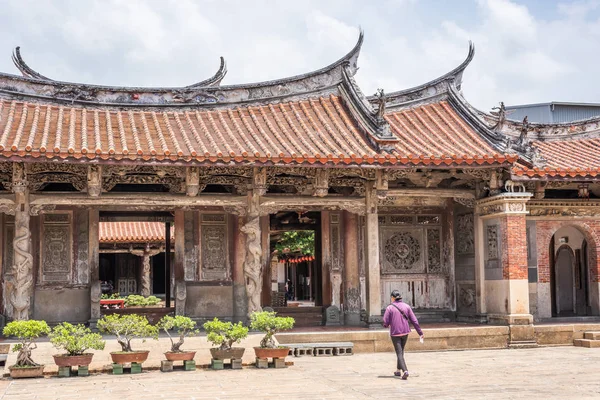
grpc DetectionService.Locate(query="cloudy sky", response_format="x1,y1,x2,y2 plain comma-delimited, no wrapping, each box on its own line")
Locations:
0,0,598,110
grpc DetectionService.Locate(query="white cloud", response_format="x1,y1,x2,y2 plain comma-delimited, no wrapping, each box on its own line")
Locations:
0,0,599,110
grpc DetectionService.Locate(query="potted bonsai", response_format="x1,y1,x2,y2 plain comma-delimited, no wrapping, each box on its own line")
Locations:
97,314,158,364
250,311,294,359
2,320,50,378
157,315,199,361
49,322,105,368
203,317,249,361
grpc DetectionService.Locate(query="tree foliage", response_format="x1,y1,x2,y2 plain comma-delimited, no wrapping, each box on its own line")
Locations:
3,320,50,367
49,322,105,356
250,311,294,349
97,314,158,352
203,318,249,351
157,315,199,353
124,295,161,307
274,230,315,256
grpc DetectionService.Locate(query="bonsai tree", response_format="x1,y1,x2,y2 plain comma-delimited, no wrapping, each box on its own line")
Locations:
2,320,50,367
97,314,158,352
49,322,105,356
157,315,199,353
250,311,294,349
203,318,249,350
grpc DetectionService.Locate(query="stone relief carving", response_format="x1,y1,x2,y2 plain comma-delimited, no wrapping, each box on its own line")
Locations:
240,216,262,318
384,231,421,270
87,165,102,197
426,228,442,273
252,167,267,196
459,287,475,309
486,225,499,260
331,223,341,272
41,224,71,282
344,287,361,312
186,167,201,196
184,213,196,281
90,280,102,320
175,280,187,316
201,224,228,280
331,273,342,307
456,214,475,255
313,169,329,197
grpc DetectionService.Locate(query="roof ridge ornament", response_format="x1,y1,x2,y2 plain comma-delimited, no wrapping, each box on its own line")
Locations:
377,41,475,109
12,47,54,81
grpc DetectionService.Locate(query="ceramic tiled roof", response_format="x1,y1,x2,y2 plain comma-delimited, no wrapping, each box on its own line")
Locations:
0,96,387,165
385,101,517,166
100,222,173,243
512,137,600,178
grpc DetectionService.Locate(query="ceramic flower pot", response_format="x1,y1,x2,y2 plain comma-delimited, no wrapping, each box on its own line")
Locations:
109,350,150,364
9,365,45,379
253,347,289,359
164,351,196,361
209,347,245,360
53,353,94,367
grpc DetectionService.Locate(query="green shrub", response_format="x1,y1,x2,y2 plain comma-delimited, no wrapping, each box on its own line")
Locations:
49,322,105,356
97,314,158,352
203,318,249,350
2,320,50,367
157,315,199,353
101,293,123,300
124,295,161,307
250,311,294,349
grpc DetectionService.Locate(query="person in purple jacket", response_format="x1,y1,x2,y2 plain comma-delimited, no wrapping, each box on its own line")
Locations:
382,289,423,380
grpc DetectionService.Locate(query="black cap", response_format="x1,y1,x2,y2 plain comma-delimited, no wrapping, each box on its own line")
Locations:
391,290,402,300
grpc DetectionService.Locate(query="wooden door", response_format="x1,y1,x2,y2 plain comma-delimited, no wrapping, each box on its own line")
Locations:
555,247,574,315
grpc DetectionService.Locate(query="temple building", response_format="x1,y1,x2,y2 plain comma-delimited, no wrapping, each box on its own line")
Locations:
0,34,599,345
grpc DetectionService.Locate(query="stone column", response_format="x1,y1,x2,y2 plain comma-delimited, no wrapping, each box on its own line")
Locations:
343,211,361,325
320,211,332,307
140,252,151,297
232,215,248,322
365,182,382,327
241,190,262,319
174,210,186,315
89,208,101,327
473,212,486,315
6,163,33,320
476,192,535,346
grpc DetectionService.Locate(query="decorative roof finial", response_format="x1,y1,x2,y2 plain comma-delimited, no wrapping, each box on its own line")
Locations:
518,116,530,146
374,88,386,119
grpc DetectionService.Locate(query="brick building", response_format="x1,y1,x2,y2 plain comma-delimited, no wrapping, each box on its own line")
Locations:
0,35,598,344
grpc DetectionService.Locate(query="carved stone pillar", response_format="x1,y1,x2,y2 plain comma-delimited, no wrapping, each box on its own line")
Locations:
473,212,486,315
365,182,382,327
320,211,332,307
174,210,186,315
87,165,102,197
476,193,535,346
89,209,101,326
232,215,248,322
5,163,33,320
342,211,361,326
241,191,262,318
140,252,151,297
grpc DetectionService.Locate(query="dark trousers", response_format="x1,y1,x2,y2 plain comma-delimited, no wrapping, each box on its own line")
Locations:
391,335,409,372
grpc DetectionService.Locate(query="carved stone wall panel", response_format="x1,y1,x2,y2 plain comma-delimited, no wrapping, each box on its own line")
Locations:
76,210,89,285
200,214,228,281
456,214,475,255
426,228,442,273
41,213,72,283
380,227,424,273
184,211,197,281
486,225,499,260
330,214,341,272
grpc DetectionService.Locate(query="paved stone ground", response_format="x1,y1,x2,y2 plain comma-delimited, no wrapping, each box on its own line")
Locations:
0,346,599,399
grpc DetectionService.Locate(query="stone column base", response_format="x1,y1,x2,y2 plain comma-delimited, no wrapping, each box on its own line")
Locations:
344,311,361,326
365,315,383,329
488,313,537,347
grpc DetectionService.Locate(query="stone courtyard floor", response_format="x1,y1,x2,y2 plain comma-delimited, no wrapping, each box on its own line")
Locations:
0,346,599,399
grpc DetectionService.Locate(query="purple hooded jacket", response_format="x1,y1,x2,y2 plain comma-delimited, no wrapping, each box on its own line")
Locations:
382,300,423,337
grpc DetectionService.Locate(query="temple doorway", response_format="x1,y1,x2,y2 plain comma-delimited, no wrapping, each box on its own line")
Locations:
550,227,591,317
268,211,323,306
98,211,174,311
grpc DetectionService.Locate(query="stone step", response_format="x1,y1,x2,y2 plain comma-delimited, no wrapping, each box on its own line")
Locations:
574,339,600,348
584,332,600,340
508,341,538,349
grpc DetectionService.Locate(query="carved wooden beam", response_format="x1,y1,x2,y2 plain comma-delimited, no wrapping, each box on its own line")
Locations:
386,188,475,198
259,196,365,216
29,193,246,208
252,167,267,196
186,166,201,197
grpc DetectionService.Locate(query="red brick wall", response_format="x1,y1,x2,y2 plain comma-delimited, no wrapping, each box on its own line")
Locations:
535,220,600,284
501,215,528,280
